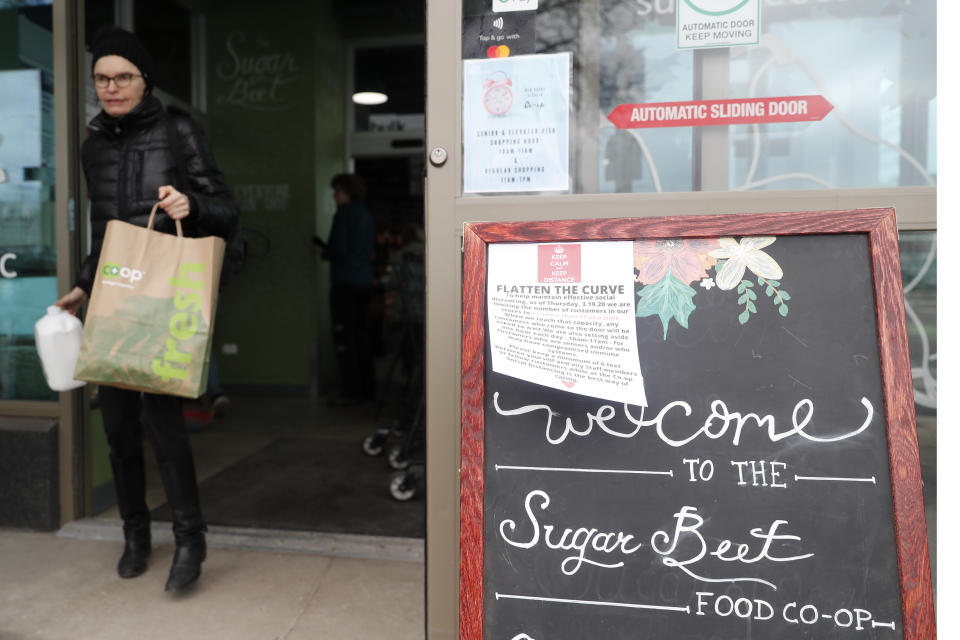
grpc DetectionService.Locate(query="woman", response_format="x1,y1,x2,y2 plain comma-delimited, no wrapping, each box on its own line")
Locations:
56,27,238,592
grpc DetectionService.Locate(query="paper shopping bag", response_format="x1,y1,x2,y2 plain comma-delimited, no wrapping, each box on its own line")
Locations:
75,204,225,398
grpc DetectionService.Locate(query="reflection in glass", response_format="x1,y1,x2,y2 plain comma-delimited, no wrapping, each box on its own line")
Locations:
899,230,936,586
729,5,936,191
461,0,936,195
598,6,693,193
899,231,936,413
0,3,57,400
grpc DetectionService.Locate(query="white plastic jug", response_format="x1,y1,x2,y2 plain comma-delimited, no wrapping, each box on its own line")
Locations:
34,305,86,391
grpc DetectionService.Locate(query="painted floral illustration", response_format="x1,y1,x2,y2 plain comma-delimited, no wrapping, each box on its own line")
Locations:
634,236,791,338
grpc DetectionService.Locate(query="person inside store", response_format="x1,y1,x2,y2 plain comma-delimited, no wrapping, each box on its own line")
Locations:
55,26,239,592
315,173,377,406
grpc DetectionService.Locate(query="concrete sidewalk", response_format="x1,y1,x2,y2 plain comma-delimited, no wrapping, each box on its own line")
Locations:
0,523,424,640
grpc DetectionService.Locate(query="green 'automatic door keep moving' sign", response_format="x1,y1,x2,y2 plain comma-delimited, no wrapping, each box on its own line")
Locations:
677,0,761,49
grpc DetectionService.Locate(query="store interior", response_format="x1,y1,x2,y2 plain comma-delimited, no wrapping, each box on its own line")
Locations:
75,0,431,539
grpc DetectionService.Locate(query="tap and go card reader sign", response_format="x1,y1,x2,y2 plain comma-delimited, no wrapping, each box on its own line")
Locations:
462,11,536,59
493,0,537,12
607,95,834,129
678,0,760,49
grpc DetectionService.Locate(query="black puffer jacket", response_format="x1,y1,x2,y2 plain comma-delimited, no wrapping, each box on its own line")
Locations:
75,95,239,294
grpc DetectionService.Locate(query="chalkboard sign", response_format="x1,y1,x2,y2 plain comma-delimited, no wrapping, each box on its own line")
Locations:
460,209,934,640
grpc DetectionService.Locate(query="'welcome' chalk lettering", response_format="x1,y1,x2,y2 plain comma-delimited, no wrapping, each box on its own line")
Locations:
492,392,874,447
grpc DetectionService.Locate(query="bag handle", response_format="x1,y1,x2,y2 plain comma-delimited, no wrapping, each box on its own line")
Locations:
146,201,183,238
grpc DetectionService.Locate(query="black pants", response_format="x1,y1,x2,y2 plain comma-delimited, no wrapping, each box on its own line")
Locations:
99,385,205,540
330,284,376,399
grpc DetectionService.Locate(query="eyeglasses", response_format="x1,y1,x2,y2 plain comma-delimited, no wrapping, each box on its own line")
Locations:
93,73,142,88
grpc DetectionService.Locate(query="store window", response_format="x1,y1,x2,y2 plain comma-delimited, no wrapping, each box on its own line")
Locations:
458,0,936,414
726,5,935,191
596,4,694,193
0,2,57,400
900,231,937,415
461,0,935,195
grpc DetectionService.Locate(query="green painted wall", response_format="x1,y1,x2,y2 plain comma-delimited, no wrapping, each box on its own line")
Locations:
312,7,348,391
204,1,346,391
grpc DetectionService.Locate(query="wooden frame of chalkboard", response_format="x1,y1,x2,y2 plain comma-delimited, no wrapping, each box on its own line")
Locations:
460,208,934,640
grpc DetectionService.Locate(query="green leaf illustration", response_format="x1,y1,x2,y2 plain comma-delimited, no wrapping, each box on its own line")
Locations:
758,276,792,319
636,271,697,340
735,278,762,324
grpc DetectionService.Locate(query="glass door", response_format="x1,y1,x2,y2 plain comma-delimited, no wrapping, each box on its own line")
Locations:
424,0,935,636
0,3,58,403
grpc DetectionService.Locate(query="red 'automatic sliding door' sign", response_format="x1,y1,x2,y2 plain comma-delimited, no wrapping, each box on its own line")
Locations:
607,95,834,129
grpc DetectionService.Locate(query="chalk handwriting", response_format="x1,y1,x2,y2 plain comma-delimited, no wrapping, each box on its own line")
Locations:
650,505,813,589
492,392,874,447
499,490,642,575
498,490,813,587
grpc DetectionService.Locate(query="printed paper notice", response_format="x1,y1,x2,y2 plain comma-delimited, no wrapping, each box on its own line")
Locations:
488,241,646,406
463,53,570,193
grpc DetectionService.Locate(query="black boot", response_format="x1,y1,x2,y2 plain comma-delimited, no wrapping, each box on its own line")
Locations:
109,453,151,578
165,532,206,591
157,460,207,592
118,524,151,578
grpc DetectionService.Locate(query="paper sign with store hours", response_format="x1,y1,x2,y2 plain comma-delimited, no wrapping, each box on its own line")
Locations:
462,53,571,193
487,241,646,406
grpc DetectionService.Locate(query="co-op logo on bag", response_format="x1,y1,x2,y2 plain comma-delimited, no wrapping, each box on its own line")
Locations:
101,262,146,288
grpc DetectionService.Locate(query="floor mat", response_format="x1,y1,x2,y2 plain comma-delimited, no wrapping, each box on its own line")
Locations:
151,437,424,538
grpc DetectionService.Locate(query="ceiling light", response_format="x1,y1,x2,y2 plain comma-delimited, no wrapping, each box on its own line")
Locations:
352,91,388,105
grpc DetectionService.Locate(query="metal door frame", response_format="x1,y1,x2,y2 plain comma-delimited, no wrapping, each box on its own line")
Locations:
0,0,87,524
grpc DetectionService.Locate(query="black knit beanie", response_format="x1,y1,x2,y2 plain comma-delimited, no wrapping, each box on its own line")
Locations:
90,26,154,91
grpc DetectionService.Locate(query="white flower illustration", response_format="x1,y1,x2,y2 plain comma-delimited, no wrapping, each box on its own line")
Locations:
709,237,784,290
700,277,715,290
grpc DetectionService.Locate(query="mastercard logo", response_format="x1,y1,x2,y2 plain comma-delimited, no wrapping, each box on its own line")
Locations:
486,45,511,58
